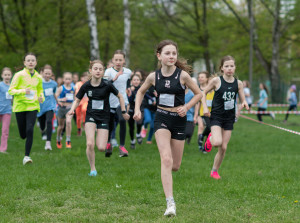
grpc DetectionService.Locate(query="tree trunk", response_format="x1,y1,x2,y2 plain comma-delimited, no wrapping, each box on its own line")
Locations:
270,0,282,102
247,0,254,86
123,0,131,67
201,0,211,73
14,0,28,53
86,0,100,60
0,2,16,52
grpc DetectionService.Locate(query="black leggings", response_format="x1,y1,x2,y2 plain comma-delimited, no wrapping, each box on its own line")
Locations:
108,106,126,146
285,105,297,121
257,107,271,122
128,110,143,141
38,110,54,141
15,110,38,156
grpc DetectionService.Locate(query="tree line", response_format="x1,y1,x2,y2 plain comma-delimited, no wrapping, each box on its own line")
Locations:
0,0,299,102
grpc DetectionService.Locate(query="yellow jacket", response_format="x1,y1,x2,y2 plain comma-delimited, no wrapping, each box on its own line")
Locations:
8,68,44,112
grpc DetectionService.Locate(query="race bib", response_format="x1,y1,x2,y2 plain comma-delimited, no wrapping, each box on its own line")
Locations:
6,92,12,100
25,90,35,100
206,100,212,107
66,93,74,101
159,94,175,107
92,100,104,110
224,100,234,110
45,88,53,96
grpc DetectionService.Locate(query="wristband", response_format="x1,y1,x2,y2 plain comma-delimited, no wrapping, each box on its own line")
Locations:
122,110,126,114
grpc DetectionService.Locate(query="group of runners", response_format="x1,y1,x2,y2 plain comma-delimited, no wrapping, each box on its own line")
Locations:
5,39,297,216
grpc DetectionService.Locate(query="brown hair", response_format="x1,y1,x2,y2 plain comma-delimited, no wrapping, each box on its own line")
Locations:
113,50,126,59
156,40,193,74
260,83,269,95
219,55,235,73
198,70,210,79
243,80,250,88
1,67,12,74
40,64,52,73
15,52,37,72
88,60,104,80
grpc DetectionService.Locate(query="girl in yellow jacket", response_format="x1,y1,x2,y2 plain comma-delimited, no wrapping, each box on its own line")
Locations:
8,53,44,165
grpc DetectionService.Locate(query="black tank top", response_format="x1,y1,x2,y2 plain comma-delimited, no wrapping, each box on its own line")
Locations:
155,67,185,108
211,76,238,121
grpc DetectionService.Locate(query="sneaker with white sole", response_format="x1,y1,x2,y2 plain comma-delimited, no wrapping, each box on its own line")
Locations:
119,146,128,157
23,156,33,165
270,112,275,120
45,141,52,151
164,202,176,216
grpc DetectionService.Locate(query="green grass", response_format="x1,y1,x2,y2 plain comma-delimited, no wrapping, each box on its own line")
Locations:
0,114,299,222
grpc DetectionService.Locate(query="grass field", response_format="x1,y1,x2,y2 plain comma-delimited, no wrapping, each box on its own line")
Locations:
0,114,299,222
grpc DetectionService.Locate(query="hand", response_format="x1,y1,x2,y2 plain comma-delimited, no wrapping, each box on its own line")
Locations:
133,110,141,121
203,107,211,117
67,110,74,116
38,96,43,103
58,102,63,107
193,116,198,124
242,101,249,110
25,88,31,95
177,105,188,117
153,90,158,97
122,113,130,121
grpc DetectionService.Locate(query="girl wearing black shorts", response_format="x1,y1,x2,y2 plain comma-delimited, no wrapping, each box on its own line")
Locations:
134,40,202,216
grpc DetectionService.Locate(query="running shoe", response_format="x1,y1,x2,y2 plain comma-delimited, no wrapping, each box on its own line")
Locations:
56,141,62,149
111,138,119,147
210,171,221,180
204,133,212,152
23,156,33,165
45,141,52,151
141,128,147,138
66,141,72,149
119,146,128,157
105,143,113,157
88,170,97,177
130,142,136,149
137,136,143,144
146,141,152,144
164,202,176,216
270,112,275,120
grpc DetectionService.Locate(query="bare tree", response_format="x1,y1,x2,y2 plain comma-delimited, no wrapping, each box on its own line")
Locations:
222,0,295,102
123,0,131,66
86,0,100,60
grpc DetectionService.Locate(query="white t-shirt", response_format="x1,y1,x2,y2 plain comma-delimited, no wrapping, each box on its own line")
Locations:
244,87,252,104
104,67,131,108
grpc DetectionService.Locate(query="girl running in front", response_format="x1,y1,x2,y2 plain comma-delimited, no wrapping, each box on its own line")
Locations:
67,60,129,176
134,40,202,216
202,55,249,179
195,71,214,153
55,72,75,149
0,68,13,153
37,65,58,151
8,53,44,165
128,73,143,149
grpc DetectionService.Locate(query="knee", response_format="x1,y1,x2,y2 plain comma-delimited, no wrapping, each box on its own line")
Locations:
66,119,71,126
97,145,105,152
172,163,181,172
212,139,222,147
161,155,173,169
86,142,94,150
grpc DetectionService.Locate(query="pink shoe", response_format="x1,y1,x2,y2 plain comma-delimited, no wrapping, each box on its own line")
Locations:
141,128,147,138
204,133,212,152
105,143,113,157
119,146,128,157
210,171,221,180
